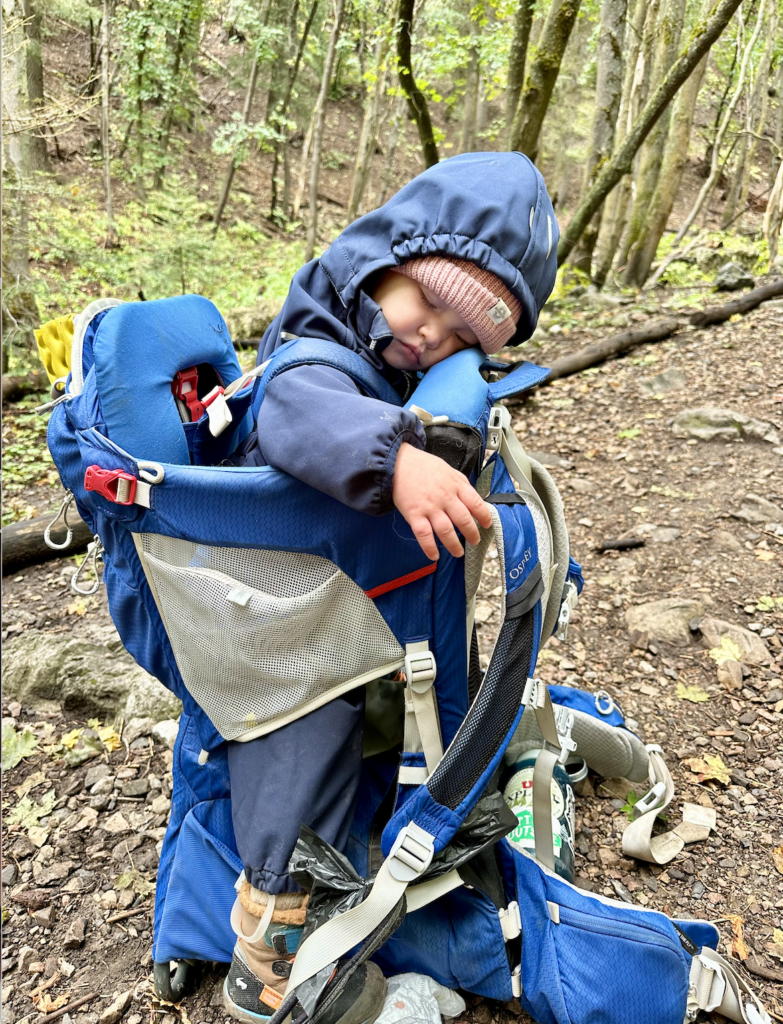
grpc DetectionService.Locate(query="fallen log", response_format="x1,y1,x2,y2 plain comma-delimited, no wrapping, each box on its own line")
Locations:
689,277,783,327
2,511,92,576
2,370,49,405
545,318,682,381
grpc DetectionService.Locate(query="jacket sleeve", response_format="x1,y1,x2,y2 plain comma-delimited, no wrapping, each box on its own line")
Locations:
256,363,426,515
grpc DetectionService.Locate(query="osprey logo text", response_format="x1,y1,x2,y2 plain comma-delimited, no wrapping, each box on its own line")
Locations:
509,548,533,580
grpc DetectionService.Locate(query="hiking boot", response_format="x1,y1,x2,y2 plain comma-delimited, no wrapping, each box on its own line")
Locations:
223,885,387,1024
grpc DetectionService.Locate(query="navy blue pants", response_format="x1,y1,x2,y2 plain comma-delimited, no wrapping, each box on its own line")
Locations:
227,692,365,894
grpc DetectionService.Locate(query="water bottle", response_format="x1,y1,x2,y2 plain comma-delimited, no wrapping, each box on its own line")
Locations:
503,750,577,882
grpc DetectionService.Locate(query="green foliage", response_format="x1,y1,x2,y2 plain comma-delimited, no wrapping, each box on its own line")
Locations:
5,790,57,829
1,720,40,773
29,174,306,319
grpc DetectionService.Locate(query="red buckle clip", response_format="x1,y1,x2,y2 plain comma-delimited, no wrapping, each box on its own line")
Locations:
202,385,225,409
84,465,137,505
172,367,205,421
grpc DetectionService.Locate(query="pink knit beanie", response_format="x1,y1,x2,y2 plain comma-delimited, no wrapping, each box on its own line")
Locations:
394,257,522,354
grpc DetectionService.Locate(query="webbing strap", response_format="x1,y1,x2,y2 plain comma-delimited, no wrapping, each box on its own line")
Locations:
403,642,443,777
622,747,684,865
687,948,771,1024
531,747,560,872
405,868,463,913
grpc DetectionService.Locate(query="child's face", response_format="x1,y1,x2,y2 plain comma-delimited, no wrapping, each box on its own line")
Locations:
371,270,479,371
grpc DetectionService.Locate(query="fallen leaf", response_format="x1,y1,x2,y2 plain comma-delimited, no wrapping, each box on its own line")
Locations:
2,720,39,772
708,637,743,665
676,682,710,703
60,728,83,750
649,485,695,499
755,550,776,562
5,790,57,829
682,755,731,786
756,596,783,611
617,428,641,439
97,725,122,753
768,929,783,961
63,730,104,766
773,845,783,876
15,770,47,798
727,915,749,961
32,992,69,1013
66,597,90,615
115,869,156,896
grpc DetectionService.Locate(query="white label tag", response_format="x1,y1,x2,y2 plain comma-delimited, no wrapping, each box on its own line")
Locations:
488,299,512,324
227,585,254,607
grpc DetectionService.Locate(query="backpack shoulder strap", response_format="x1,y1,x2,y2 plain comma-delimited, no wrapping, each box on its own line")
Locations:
252,337,403,413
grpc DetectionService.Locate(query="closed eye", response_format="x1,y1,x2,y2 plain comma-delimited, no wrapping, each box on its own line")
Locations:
419,286,437,310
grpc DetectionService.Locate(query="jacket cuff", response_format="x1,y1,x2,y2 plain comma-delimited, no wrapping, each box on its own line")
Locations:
378,426,426,515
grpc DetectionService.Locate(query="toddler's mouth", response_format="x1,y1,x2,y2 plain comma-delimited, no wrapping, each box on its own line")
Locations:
398,340,421,365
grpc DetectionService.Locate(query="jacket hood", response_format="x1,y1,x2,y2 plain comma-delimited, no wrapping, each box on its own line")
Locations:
320,151,559,345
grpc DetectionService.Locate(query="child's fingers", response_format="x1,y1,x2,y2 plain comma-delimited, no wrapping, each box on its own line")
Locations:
430,510,465,559
409,516,440,561
459,484,492,529
447,498,481,547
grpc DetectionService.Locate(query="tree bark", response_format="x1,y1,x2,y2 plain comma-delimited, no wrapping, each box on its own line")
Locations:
591,0,654,286
505,0,536,147
397,0,439,168
459,14,480,154
2,515,93,577
509,0,583,160
557,0,745,266
305,0,347,262
101,0,118,247
673,0,765,243
346,7,393,223
213,52,260,233
623,48,709,286
20,0,50,171
2,370,48,405
270,0,320,220
689,278,783,326
153,0,201,190
763,159,783,269
569,0,627,273
377,96,405,206
620,0,686,280
546,318,682,379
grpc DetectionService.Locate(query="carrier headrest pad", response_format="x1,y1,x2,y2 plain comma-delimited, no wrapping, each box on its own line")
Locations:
405,348,488,428
94,295,242,465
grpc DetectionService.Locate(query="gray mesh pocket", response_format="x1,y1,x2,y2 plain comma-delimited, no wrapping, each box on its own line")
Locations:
136,534,404,740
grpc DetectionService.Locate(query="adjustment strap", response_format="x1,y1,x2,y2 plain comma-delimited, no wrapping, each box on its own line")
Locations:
531,748,560,871
687,948,771,1024
403,642,443,778
622,746,683,865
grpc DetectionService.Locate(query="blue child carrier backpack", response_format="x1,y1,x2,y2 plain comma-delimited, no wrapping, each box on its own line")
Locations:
45,294,771,1024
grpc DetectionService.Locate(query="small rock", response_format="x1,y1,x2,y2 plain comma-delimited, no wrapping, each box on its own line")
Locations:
598,847,621,867
63,917,86,949
1,864,18,886
84,764,112,790
671,408,779,445
150,795,171,816
18,947,38,973
639,367,687,396
90,776,115,796
121,778,149,798
90,794,112,812
691,880,705,898
98,990,133,1024
8,701,21,717
713,261,754,291
717,659,743,690
625,598,704,646
58,959,76,978
32,906,56,929
36,860,75,886
123,718,156,746
733,493,783,525
699,617,770,666
710,530,743,553
151,720,179,750
100,890,118,910
43,956,58,978
738,710,757,725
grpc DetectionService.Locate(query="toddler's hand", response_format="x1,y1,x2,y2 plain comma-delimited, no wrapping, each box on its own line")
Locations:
392,442,492,560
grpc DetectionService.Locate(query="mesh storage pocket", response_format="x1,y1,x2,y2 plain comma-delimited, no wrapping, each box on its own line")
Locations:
137,534,404,741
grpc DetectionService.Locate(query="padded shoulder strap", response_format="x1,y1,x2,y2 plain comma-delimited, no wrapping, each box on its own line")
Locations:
254,337,403,410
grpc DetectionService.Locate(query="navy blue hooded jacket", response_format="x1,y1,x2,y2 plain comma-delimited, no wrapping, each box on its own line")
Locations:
233,152,559,513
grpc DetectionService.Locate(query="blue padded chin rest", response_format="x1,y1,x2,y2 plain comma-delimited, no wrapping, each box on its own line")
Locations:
93,295,244,466
405,348,488,428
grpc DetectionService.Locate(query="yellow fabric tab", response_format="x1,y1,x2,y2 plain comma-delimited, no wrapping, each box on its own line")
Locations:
35,315,74,383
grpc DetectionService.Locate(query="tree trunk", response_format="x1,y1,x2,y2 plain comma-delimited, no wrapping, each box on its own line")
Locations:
764,159,783,269
620,0,686,281
153,0,202,190
591,0,653,286
459,14,480,154
101,0,118,247
2,515,93,577
346,8,393,223
673,0,765,244
305,0,347,262
623,49,709,286
557,0,745,266
509,0,583,160
133,21,151,200
568,0,627,273
377,96,405,206
720,85,750,228
397,0,439,168
213,52,260,233
772,61,783,186
20,0,49,171
506,0,536,147
270,0,320,220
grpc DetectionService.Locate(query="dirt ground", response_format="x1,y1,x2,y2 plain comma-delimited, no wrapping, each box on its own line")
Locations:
4,283,783,1024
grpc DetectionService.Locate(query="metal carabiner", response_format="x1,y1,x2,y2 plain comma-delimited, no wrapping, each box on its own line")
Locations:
44,491,77,551
71,535,104,595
